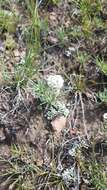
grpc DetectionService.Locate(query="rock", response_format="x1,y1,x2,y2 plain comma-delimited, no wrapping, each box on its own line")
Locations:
51,116,67,135
103,113,107,122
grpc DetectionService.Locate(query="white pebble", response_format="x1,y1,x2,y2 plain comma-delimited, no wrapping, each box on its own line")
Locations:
103,113,107,122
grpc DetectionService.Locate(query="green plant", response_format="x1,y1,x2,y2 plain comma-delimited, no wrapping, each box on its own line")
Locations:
79,0,101,17
72,0,102,37
57,27,67,45
74,75,86,92
1,1,43,90
33,80,57,105
2,48,39,87
96,57,107,75
0,146,36,190
82,15,93,37
0,9,19,33
14,49,39,87
67,73,86,93
4,33,16,50
51,0,61,5
69,26,83,39
77,146,107,190
93,17,104,29
0,0,10,8
76,51,90,80
0,145,67,190
45,0,61,5
76,51,89,66
98,89,107,103
89,161,107,190
25,0,41,53
0,0,9,4
46,101,69,120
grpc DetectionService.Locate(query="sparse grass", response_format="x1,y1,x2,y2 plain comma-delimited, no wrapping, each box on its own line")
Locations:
76,51,90,69
10,0,42,90
71,0,103,38
0,146,38,190
79,0,102,17
65,49,89,93
56,0,104,43
3,0,42,89
77,145,107,190
89,161,107,190
25,0,41,53
2,48,39,88
71,74,86,93
0,145,68,190
13,49,39,87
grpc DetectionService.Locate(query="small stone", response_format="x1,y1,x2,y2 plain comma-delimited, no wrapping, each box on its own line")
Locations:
64,20,71,28
51,116,67,134
0,41,4,52
103,113,107,122
48,36,58,44
65,47,76,57
15,56,20,62
14,49,20,57
68,47,76,52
